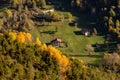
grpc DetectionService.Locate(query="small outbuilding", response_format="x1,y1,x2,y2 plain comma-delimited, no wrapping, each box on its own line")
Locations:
81,28,89,36
50,38,62,46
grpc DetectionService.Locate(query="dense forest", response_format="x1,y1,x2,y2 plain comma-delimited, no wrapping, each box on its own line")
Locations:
0,0,120,80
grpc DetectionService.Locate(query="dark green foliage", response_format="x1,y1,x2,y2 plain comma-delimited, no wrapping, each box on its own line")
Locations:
66,59,83,79
66,59,120,80
0,32,59,79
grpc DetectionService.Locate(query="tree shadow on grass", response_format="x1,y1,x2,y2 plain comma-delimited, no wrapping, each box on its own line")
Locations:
40,30,57,34
92,44,107,52
69,22,75,26
46,0,107,36
69,54,102,58
74,31,82,35
91,59,103,67
92,42,117,53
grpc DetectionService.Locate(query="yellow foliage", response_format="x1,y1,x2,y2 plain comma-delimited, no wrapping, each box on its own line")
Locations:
47,45,61,57
113,28,117,32
108,25,113,31
16,32,26,43
47,45,70,72
60,55,70,72
6,31,70,73
34,37,41,46
0,33,3,36
79,59,84,64
61,55,69,66
82,65,88,69
41,43,47,51
25,33,32,44
5,9,12,17
16,32,32,44
8,31,16,41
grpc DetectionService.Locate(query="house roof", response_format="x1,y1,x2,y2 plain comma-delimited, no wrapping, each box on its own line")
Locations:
82,28,88,33
51,38,62,43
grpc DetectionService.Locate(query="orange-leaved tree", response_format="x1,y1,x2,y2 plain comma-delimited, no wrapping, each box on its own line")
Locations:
16,32,26,43
25,33,32,44
47,45,70,72
16,32,32,44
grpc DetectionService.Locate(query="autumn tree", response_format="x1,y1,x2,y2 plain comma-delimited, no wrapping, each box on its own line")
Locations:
34,37,42,46
8,31,16,41
16,32,26,43
5,9,12,18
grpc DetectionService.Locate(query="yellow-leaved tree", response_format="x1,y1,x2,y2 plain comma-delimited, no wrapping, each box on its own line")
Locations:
25,33,32,44
41,43,47,52
16,32,26,43
47,45,70,72
16,32,32,44
5,9,12,18
8,31,16,41
34,37,41,46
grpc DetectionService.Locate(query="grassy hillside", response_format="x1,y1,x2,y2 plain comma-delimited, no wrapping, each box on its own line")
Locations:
30,11,104,65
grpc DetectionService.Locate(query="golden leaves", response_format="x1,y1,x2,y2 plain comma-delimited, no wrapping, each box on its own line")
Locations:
34,37,41,46
8,31,16,41
7,31,32,44
16,32,33,44
47,45,70,72
16,32,26,43
6,31,70,72
25,33,32,44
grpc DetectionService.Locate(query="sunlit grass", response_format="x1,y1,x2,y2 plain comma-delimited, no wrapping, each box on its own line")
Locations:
32,16,104,65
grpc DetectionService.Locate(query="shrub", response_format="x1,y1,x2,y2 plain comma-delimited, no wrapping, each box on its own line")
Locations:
85,45,94,55
103,53,120,71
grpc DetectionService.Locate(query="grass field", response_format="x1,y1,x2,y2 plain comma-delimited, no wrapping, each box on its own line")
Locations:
31,11,105,65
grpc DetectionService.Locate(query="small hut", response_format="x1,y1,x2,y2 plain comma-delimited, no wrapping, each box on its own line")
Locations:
50,38,62,46
81,28,89,36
